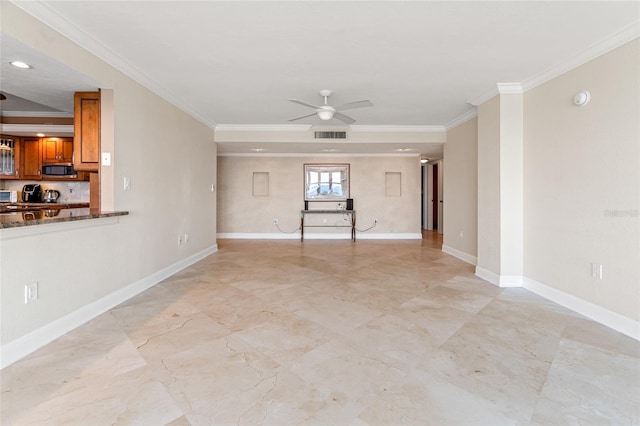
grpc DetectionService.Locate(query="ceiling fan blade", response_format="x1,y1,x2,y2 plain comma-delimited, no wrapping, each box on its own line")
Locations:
288,112,317,122
334,112,356,124
288,99,319,109
335,100,373,111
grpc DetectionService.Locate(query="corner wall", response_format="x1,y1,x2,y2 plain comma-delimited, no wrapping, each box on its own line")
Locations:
443,117,478,264
523,39,640,325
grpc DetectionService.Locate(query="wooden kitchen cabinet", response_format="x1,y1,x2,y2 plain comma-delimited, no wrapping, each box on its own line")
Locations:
42,137,74,163
74,91,100,172
21,137,42,180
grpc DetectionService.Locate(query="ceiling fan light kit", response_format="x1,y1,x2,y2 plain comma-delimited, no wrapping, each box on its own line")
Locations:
288,89,373,124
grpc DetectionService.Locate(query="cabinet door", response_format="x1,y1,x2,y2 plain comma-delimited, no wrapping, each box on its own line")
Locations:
74,91,100,172
61,138,74,163
0,136,21,179
42,138,59,163
22,138,42,180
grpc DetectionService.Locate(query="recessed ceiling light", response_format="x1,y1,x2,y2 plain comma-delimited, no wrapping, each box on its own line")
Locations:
250,148,266,152
420,158,429,164
394,148,413,152
10,61,32,69
322,149,339,152
37,133,45,137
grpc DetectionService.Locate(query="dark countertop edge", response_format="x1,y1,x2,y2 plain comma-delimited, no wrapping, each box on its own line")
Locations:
0,210,129,229
0,202,90,207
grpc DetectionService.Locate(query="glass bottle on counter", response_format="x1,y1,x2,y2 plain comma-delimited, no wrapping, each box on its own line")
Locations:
0,137,18,177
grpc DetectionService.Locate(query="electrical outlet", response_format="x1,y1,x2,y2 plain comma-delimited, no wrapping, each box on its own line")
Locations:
24,282,38,304
123,176,131,190
273,218,278,225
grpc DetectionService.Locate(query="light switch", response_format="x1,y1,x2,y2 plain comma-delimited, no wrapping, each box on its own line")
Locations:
124,176,131,190
101,152,111,166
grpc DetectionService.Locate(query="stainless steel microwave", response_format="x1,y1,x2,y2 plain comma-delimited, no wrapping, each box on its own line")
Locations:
42,164,78,178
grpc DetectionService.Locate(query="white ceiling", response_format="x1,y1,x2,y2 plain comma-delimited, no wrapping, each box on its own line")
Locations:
1,1,639,155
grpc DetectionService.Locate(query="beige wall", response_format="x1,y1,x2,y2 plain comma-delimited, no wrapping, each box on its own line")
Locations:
1,5,217,354
443,117,477,260
476,96,501,274
217,155,421,237
523,39,640,321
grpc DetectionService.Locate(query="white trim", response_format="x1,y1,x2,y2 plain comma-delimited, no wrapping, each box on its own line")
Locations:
0,244,218,369
217,233,300,240
215,124,312,133
358,233,422,240
521,21,640,92
217,232,422,240
467,87,499,107
475,266,524,288
475,266,500,286
442,245,477,265
444,109,477,131
523,277,640,341
217,152,420,158
350,125,446,133
1,111,73,118
10,0,216,131
499,275,524,288
497,83,523,94
0,124,74,134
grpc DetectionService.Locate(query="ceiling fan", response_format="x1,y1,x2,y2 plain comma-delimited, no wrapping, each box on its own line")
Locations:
288,90,373,124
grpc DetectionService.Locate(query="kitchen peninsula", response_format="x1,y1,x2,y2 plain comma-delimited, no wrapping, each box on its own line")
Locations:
0,206,128,229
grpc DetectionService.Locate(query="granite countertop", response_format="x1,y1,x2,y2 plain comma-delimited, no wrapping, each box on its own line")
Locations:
0,208,129,229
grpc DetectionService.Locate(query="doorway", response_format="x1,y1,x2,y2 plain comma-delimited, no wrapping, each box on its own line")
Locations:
422,161,443,234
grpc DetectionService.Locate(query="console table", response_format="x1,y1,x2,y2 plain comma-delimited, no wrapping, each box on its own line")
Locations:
300,210,356,242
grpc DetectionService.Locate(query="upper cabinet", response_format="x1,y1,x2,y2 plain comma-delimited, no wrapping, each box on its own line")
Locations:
42,137,74,164
0,136,21,179
21,137,43,180
74,91,101,172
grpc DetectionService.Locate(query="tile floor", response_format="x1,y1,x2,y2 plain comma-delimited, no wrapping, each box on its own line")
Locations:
2,233,639,425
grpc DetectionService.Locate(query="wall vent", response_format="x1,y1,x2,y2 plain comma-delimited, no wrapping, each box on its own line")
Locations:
314,131,347,139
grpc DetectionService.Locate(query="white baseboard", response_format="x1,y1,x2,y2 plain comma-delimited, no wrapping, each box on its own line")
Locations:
217,233,300,239
475,266,500,286
442,245,477,265
475,266,523,288
523,277,640,341
0,244,218,370
217,233,422,240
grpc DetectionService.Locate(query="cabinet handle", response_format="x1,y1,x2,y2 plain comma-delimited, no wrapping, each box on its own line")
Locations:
37,170,41,176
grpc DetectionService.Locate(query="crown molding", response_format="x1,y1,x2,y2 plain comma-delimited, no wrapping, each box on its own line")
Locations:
469,22,640,106
0,111,73,118
10,0,217,131
349,125,446,133
214,124,312,133
218,152,420,158
444,108,478,131
467,86,499,106
497,83,523,94
521,20,640,92
214,124,446,133
0,123,74,134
